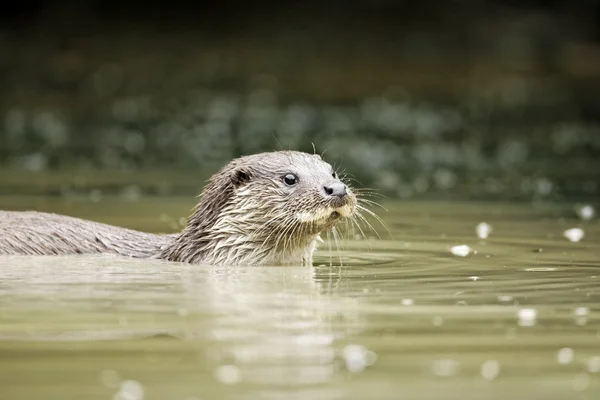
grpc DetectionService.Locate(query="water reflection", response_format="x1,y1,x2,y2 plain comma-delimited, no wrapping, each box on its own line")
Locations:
0,255,369,400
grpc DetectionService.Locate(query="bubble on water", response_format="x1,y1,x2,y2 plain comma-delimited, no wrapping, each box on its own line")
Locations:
342,344,377,373
476,222,492,239
469,276,479,281
587,356,600,373
497,295,514,302
574,307,589,326
215,365,241,384
517,308,537,327
574,307,589,316
99,369,121,388
557,348,574,365
563,228,584,243
524,267,557,272
431,359,461,377
450,245,472,257
114,380,144,400
401,298,414,306
575,204,595,221
480,360,500,380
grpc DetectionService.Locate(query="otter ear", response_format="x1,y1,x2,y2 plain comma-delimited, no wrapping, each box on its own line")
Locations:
230,166,253,187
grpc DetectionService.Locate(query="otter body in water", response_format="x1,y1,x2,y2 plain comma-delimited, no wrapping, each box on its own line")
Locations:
0,151,359,266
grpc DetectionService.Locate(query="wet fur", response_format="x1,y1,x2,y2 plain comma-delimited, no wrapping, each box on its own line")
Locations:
0,151,357,266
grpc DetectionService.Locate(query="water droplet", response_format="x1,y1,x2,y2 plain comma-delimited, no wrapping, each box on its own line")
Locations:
450,245,472,257
401,298,414,306
215,365,241,385
575,204,595,221
480,360,500,380
557,348,574,365
476,222,492,239
342,344,377,373
574,307,589,316
574,307,589,325
517,308,537,327
114,380,144,400
563,228,584,243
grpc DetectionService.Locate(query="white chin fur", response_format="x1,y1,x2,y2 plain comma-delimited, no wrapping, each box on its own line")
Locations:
295,204,354,223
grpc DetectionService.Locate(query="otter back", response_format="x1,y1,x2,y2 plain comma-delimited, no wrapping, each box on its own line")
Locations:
0,211,173,258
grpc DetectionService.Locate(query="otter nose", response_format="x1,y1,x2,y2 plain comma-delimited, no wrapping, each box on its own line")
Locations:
323,182,347,198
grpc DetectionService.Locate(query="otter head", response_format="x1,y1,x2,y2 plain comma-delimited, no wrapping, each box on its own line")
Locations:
162,151,357,266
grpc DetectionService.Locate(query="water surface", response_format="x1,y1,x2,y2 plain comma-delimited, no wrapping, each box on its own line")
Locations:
0,197,599,400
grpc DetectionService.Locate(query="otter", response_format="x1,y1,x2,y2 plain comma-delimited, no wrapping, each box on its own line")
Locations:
0,151,361,266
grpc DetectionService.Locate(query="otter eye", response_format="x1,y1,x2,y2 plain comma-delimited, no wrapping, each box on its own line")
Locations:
283,173,299,186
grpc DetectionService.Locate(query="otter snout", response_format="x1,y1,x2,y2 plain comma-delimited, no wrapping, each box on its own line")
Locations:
323,182,347,198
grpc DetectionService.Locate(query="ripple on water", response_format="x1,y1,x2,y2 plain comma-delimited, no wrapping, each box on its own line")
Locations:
0,200,599,400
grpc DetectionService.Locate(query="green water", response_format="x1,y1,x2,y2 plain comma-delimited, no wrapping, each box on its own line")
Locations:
0,196,599,400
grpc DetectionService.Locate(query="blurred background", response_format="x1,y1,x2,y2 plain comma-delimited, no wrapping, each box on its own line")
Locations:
1,0,599,202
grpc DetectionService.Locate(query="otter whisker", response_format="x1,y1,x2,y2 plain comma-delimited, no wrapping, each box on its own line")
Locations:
350,213,373,246
357,197,387,209
353,190,386,199
331,226,344,267
354,207,384,238
356,205,391,239
353,210,380,243
326,229,333,267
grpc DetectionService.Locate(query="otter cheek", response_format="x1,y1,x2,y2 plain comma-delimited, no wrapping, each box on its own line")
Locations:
295,208,333,223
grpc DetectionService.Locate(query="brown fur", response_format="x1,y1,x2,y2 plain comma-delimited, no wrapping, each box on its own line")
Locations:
0,151,357,266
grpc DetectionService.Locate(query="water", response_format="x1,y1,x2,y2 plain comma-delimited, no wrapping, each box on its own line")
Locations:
0,196,599,400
